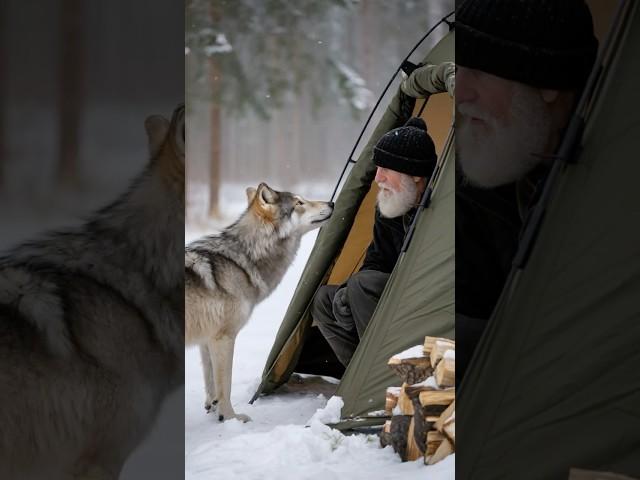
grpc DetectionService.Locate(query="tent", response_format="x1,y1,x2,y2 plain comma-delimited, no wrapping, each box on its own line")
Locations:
458,1,640,478
250,23,455,429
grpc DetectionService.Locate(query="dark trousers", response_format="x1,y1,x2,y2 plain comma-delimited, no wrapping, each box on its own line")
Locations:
311,270,390,367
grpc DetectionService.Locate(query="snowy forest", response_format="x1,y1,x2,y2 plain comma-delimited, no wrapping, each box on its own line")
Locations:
186,0,454,225
0,0,183,248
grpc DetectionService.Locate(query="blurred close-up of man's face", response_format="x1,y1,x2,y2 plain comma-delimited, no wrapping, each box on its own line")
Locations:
374,167,419,218
456,66,554,188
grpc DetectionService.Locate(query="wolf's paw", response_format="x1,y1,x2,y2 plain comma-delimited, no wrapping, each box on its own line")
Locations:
204,398,218,413
217,412,252,423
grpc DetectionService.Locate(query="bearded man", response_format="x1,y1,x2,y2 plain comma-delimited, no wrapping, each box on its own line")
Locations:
312,117,437,367
454,0,598,382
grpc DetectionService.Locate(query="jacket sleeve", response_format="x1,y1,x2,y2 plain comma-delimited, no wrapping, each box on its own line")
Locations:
401,61,455,98
359,210,401,274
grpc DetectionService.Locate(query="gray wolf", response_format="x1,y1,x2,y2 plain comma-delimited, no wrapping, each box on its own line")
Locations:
0,105,185,479
185,183,333,422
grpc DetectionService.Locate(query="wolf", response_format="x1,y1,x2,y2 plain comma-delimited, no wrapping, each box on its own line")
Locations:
185,183,333,422
0,105,185,480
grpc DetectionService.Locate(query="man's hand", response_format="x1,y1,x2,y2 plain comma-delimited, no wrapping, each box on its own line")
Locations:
332,286,354,330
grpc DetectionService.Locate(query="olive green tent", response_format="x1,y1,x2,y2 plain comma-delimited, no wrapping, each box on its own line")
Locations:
458,1,640,478
250,27,455,428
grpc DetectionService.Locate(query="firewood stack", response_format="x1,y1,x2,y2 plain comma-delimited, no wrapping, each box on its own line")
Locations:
379,336,455,465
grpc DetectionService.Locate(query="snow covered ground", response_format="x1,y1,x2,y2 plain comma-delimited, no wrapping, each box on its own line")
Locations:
184,224,455,480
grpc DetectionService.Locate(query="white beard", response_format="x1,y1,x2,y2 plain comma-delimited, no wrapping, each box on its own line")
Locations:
457,82,552,188
377,176,417,218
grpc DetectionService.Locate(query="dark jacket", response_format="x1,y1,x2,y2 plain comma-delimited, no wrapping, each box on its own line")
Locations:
455,165,549,383
456,178,522,384
360,208,415,274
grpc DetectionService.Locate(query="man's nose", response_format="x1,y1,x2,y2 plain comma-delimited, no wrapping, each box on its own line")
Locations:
374,167,385,183
455,66,478,104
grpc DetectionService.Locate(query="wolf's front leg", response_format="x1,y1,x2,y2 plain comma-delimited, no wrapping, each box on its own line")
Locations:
199,344,217,413
209,335,251,423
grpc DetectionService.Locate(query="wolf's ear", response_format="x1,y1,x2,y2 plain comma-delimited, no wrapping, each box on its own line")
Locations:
246,187,257,204
258,183,277,205
145,115,170,156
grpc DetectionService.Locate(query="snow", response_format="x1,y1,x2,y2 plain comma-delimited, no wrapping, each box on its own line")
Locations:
204,33,233,55
391,344,425,360
410,376,439,390
308,396,344,426
185,227,455,479
386,386,402,395
366,410,388,417
333,60,373,111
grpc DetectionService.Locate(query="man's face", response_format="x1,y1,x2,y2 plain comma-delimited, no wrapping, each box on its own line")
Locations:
374,167,418,218
456,66,553,188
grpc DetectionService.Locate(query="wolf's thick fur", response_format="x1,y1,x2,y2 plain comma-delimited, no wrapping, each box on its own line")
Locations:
0,106,185,479
185,184,333,422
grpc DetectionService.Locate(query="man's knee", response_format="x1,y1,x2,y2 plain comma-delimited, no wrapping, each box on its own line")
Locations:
311,284,337,323
346,270,390,300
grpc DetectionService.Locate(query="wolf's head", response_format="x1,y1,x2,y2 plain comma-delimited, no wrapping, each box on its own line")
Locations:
246,183,334,238
145,103,185,201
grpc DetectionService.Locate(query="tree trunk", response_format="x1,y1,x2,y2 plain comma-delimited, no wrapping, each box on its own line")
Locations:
57,0,84,188
208,58,221,218
208,4,222,218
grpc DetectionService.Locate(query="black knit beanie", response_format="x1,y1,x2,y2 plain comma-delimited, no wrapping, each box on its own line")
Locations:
456,0,598,90
373,117,437,178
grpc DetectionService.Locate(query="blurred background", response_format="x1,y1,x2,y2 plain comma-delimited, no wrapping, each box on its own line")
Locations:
0,0,183,478
186,0,454,229
0,0,182,246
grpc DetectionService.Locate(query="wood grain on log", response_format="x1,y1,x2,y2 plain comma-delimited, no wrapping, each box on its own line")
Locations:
430,339,455,369
425,430,445,456
435,355,455,388
419,388,455,408
434,401,455,433
388,356,433,385
385,386,401,414
405,418,423,462
426,437,454,465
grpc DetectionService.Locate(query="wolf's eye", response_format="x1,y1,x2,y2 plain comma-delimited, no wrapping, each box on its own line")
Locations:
295,200,303,206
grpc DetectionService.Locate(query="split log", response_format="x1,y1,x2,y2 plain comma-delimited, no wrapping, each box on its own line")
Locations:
379,420,392,448
430,339,455,369
419,388,455,417
405,418,423,462
434,401,455,433
426,437,454,465
388,345,432,384
384,386,401,414
423,336,454,354
443,413,455,445
425,430,445,456
411,397,434,455
388,415,412,460
434,354,455,388
423,336,439,355
399,377,440,416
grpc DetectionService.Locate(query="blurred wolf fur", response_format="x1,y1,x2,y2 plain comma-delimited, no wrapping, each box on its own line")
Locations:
0,105,185,479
